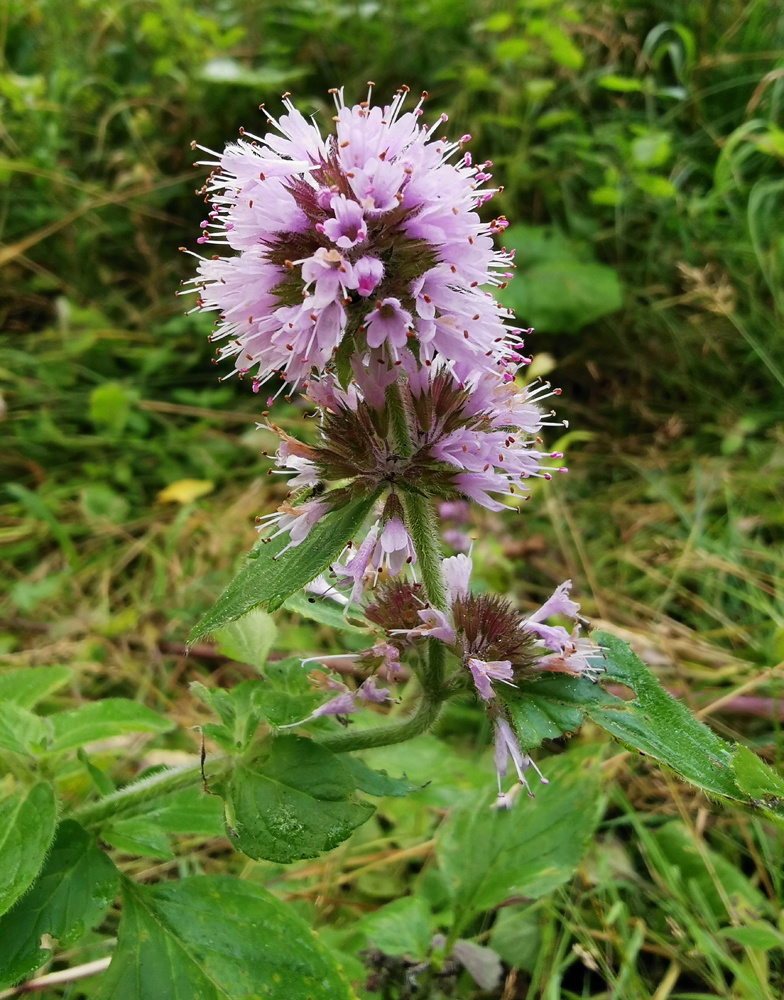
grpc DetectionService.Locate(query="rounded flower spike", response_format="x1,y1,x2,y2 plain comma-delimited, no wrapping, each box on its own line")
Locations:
181,87,518,396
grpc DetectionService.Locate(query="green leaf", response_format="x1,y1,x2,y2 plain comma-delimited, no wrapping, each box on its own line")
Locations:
732,745,784,818
226,735,375,863
489,905,542,972
135,788,225,838
190,491,380,642
0,666,71,709
0,703,50,755
499,678,589,751
98,876,355,999
283,590,370,634
0,783,57,917
501,259,622,333
0,820,119,988
78,747,115,796
722,923,784,951
89,382,131,434
48,698,173,752
587,632,743,802
264,656,312,694
253,687,323,728
359,896,431,960
102,817,173,859
342,756,421,797
213,607,278,671
437,748,603,935
597,74,643,92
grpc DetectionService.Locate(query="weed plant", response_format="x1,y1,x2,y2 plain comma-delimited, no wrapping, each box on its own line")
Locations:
1,1,783,997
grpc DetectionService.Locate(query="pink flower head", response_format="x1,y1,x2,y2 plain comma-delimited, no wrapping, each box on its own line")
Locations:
322,195,367,248
312,690,358,719
187,89,516,393
467,658,514,702
365,298,413,351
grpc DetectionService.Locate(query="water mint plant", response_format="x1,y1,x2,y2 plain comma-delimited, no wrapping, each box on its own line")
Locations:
3,86,783,1000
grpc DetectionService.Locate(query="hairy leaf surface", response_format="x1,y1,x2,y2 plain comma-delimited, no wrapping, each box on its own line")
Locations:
227,735,374,863
437,748,602,935
0,820,118,987
190,490,380,641
98,876,354,999
0,783,57,918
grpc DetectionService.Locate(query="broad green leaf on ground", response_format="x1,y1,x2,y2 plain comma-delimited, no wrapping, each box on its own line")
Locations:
342,756,421,797
226,735,374,863
0,820,118,988
652,821,766,920
283,591,370,634
0,666,71,709
498,225,621,333
102,817,173,859
0,703,50,755
437,747,603,936
362,735,490,809
358,896,431,960
213,608,278,671
0,783,57,917
731,745,784,819
190,490,380,641
488,905,542,972
97,876,355,1000
48,698,173,752
587,631,743,801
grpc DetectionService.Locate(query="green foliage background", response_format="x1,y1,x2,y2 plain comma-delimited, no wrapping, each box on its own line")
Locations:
1,0,784,997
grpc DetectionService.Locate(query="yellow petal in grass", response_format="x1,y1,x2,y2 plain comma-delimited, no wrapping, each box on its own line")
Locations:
157,479,214,504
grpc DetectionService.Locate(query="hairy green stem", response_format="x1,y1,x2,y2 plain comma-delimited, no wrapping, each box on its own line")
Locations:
314,689,444,753
400,488,447,610
70,756,232,829
386,380,413,458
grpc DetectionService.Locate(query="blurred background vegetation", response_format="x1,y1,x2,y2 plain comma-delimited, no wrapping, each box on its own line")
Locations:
1,0,784,996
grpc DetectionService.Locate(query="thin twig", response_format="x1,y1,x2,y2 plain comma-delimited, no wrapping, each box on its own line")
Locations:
0,957,112,997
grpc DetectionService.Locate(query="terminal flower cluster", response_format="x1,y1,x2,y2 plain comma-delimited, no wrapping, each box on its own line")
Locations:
181,86,519,396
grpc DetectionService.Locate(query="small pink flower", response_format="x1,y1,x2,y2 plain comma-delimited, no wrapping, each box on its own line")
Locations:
467,658,514,702
371,517,416,577
353,256,384,297
365,298,413,350
442,553,472,606
322,195,367,248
